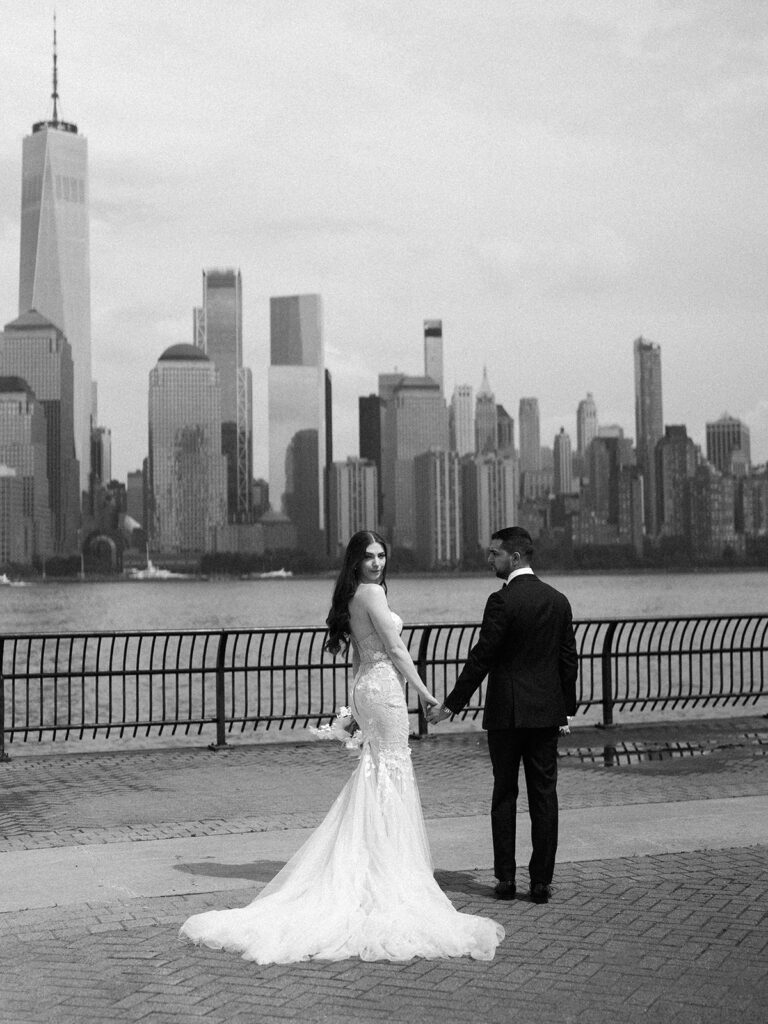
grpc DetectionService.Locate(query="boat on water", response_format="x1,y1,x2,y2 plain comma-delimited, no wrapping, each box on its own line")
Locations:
0,573,30,587
125,559,191,581
240,568,294,580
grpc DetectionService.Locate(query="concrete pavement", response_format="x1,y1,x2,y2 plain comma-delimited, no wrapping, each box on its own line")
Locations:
0,714,767,1023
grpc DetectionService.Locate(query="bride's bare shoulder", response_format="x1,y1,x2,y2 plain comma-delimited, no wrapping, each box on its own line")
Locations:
351,584,388,610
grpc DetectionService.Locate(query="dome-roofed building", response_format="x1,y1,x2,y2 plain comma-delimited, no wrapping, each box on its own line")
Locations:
158,344,210,362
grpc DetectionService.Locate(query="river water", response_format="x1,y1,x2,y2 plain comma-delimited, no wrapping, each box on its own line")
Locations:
2,569,768,634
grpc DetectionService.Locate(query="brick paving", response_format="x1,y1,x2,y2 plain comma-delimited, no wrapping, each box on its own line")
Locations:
0,715,767,1023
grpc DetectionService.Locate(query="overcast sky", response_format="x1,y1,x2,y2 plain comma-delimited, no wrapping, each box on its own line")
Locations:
1,1,767,482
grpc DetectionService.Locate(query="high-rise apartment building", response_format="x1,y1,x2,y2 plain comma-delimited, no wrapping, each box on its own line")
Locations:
576,393,598,455
475,369,497,454
518,398,541,474
0,377,52,561
656,425,698,539
199,269,252,521
449,384,474,456
0,310,80,552
706,414,751,476
328,457,378,556
461,452,518,555
148,344,227,552
379,374,448,549
423,320,443,392
268,295,326,550
553,427,573,495
688,463,738,561
414,449,461,568
18,34,91,497
633,336,663,536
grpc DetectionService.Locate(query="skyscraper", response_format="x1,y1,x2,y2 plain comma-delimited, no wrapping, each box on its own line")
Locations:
0,310,80,553
706,414,751,475
423,320,443,392
148,344,227,552
518,398,541,474
379,374,448,549
199,269,252,521
18,28,91,497
553,427,573,495
328,457,378,555
633,336,663,535
0,465,27,564
414,449,461,568
461,452,518,555
0,377,52,561
656,425,698,539
359,394,383,515
268,295,326,550
475,369,497,454
576,393,598,455
449,384,474,456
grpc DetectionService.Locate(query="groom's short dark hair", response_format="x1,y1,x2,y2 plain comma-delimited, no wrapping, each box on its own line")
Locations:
492,526,534,559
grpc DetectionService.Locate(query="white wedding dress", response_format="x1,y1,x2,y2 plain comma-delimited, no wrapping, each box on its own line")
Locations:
179,612,504,963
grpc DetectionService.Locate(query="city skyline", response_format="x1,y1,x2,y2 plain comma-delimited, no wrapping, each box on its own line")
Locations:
1,4,767,483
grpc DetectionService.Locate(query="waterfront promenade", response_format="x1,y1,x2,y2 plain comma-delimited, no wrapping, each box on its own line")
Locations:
1,714,767,1024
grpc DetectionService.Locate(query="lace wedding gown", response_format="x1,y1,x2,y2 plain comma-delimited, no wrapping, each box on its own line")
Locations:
179,612,504,963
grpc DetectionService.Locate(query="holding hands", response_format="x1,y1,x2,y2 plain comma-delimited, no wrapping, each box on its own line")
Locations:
426,703,452,725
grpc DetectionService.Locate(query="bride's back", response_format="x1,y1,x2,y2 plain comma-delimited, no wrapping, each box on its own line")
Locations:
347,583,382,643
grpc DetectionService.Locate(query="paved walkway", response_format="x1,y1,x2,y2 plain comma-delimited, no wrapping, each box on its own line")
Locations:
1,715,767,1023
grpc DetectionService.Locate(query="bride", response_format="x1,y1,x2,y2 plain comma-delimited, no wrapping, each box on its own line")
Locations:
180,531,504,963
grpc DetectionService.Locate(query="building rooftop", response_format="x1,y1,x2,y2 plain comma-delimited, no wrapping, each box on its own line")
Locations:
3,309,62,333
158,344,209,363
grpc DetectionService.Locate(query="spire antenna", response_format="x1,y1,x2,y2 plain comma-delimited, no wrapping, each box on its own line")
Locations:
32,13,77,134
51,12,59,124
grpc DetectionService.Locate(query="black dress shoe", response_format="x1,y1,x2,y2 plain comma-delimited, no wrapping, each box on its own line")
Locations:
529,883,551,904
494,880,516,900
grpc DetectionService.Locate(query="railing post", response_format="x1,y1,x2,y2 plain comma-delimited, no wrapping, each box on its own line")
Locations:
208,630,229,750
599,620,618,728
1,669,9,763
414,626,432,738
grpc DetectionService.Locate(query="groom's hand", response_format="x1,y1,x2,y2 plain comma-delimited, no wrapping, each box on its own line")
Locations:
427,704,452,724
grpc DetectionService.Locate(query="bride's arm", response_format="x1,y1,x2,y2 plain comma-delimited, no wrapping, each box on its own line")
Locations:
359,586,439,708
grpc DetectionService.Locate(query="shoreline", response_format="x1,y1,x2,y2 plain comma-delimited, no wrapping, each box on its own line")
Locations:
5,563,768,584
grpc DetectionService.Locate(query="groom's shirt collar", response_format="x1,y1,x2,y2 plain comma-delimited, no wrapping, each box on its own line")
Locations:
506,567,534,585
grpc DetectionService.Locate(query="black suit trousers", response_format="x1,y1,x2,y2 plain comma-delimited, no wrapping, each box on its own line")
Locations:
487,727,560,885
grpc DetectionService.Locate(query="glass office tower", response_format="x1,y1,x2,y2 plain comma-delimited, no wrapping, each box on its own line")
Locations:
268,295,326,551
148,345,227,552
18,41,91,498
0,310,80,553
633,336,663,535
200,269,252,521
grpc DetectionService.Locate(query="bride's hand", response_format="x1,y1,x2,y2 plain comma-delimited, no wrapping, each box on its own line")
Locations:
420,694,440,709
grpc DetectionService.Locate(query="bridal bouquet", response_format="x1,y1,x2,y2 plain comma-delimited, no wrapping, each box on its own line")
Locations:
309,706,363,749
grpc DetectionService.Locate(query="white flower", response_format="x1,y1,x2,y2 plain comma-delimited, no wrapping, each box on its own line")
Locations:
308,706,362,749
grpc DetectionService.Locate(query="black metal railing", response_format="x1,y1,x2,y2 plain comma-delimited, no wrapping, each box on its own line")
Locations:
1,615,766,757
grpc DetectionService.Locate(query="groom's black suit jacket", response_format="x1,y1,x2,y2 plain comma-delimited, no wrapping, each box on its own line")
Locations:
444,574,578,729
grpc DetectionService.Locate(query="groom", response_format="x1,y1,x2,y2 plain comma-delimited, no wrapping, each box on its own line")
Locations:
428,526,578,904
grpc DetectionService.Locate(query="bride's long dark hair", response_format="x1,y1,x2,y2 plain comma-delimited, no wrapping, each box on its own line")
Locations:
324,531,388,655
